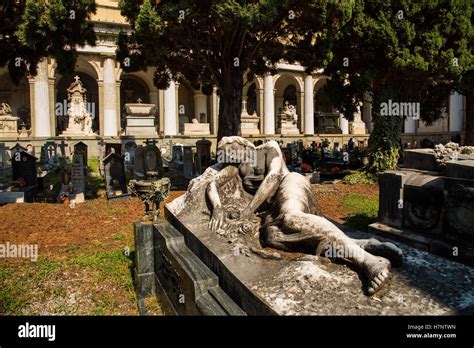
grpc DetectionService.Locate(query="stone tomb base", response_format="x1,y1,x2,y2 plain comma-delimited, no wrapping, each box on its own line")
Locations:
134,167,474,315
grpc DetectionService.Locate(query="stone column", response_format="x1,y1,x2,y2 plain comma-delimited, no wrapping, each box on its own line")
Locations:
164,80,177,136
115,81,122,133
339,114,349,134
263,73,275,135
97,80,105,136
28,77,36,133
258,87,264,134
149,90,159,129
304,75,314,135
34,59,52,137
194,91,208,123
211,86,218,135
48,77,56,136
404,117,416,134
103,57,118,136
298,91,305,133
449,91,465,132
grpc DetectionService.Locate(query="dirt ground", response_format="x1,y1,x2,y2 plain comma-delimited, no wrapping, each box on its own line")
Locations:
0,181,378,315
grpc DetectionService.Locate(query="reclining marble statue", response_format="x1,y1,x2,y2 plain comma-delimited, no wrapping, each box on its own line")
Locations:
174,136,403,295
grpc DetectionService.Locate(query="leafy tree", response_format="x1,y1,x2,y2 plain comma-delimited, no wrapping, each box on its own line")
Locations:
0,0,97,83
316,0,474,172
118,0,354,140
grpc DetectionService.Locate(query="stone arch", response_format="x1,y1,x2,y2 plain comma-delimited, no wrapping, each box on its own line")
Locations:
177,80,195,134
55,72,99,135
242,78,263,116
0,69,31,127
274,74,302,119
314,77,332,113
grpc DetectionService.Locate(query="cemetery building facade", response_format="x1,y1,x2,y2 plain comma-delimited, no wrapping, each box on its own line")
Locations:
0,0,470,153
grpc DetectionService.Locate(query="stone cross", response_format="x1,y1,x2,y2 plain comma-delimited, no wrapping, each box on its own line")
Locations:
137,98,142,104
58,140,68,157
241,97,247,113
74,75,80,83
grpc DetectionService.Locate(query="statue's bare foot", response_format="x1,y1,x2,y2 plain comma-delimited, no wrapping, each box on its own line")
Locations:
357,239,403,267
364,255,391,295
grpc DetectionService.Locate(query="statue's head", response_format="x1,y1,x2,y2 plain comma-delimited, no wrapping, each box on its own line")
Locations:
217,136,257,166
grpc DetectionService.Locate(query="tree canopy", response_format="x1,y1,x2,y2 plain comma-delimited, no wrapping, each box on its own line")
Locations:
118,0,354,140
314,0,474,172
0,0,97,83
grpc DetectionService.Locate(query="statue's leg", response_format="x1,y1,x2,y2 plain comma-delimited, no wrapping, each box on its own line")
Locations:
264,173,392,295
354,238,403,266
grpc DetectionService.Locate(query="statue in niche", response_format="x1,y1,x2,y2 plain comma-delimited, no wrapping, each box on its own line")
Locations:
64,76,93,135
176,136,404,295
281,101,298,125
0,103,12,115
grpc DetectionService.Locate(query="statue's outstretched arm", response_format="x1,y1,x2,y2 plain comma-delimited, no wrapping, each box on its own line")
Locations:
207,165,239,231
243,155,285,217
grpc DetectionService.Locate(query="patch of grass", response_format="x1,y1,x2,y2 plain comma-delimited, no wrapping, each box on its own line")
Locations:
342,171,378,185
88,157,101,174
0,248,140,315
342,194,378,231
0,259,62,314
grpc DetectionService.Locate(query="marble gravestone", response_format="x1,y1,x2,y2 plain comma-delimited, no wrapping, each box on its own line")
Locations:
124,141,138,172
156,163,474,315
0,143,9,170
134,142,163,180
170,144,184,170
74,142,88,175
195,139,212,175
183,145,195,179
70,154,86,203
10,150,37,201
103,152,130,200
124,103,157,136
371,148,474,265
11,143,27,158
43,142,58,168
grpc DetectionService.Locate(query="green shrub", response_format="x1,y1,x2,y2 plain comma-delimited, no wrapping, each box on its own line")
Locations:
342,171,378,185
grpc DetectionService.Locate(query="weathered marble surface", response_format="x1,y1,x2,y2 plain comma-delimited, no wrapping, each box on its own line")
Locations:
167,165,474,315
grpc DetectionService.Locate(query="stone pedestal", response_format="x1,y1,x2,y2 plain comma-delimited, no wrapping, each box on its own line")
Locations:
277,102,299,135
0,115,19,137
240,98,260,135
0,104,19,137
125,103,157,136
240,115,260,135
184,123,210,136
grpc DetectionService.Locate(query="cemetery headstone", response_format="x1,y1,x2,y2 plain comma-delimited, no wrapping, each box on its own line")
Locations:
11,143,27,158
70,154,86,203
134,142,163,180
103,152,131,200
183,145,195,179
74,142,88,174
124,141,138,171
58,140,69,158
195,139,212,175
12,150,37,187
10,150,37,200
43,141,58,168
0,143,8,170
